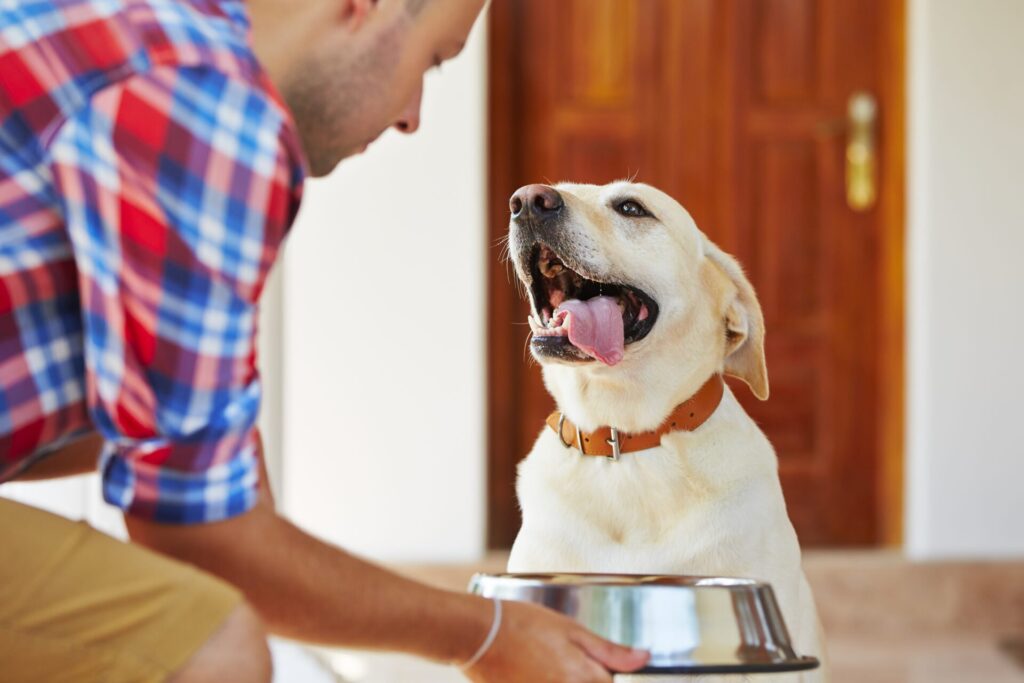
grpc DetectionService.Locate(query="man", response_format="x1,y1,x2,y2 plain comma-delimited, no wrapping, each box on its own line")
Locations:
0,0,651,681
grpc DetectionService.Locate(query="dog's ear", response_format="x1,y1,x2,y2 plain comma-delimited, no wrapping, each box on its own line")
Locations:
704,243,770,400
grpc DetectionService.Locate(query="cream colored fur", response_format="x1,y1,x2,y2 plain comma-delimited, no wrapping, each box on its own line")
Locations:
507,181,828,682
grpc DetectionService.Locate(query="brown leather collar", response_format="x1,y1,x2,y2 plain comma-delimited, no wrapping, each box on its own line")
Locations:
546,374,725,459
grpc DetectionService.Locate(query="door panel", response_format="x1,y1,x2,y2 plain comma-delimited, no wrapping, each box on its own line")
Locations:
487,0,904,548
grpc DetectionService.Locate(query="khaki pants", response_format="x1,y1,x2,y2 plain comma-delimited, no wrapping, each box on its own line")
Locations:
0,497,241,683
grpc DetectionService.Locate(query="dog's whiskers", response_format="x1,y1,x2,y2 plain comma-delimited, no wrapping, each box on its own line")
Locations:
508,263,529,299
521,330,534,363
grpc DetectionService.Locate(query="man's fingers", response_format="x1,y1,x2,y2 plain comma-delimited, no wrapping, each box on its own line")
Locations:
469,602,649,682
572,629,650,673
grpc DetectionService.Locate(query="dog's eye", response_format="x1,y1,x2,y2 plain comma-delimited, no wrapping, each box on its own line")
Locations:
615,200,650,218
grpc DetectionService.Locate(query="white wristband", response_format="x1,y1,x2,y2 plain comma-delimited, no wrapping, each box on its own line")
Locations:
459,597,502,671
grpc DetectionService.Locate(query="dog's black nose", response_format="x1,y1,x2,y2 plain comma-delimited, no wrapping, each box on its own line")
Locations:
510,184,563,219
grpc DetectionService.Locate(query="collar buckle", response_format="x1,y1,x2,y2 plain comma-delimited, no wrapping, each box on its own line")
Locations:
556,413,585,453
606,428,621,461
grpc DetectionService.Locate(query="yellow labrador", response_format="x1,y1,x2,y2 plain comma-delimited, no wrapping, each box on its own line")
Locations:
505,181,827,682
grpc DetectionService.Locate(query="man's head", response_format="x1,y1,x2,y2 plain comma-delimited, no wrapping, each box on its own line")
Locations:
251,0,485,176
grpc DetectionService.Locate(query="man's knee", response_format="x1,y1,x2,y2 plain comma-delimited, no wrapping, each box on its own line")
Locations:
169,602,272,683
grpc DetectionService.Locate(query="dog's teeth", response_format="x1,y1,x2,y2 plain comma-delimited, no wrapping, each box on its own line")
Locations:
540,260,564,278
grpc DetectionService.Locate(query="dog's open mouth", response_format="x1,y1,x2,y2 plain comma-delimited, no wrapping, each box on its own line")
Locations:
526,245,659,365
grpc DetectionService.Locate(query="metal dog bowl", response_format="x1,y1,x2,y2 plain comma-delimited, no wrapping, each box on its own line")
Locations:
469,573,819,675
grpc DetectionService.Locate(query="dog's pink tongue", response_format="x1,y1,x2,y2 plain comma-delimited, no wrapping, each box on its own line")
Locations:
555,296,624,366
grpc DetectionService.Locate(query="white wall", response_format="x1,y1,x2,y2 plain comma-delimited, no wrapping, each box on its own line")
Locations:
258,264,285,499
906,0,1024,558
280,21,488,562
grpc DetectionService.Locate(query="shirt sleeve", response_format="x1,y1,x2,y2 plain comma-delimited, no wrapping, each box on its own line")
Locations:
48,65,304,523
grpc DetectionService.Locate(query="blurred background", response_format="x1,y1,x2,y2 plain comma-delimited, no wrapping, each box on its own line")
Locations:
273,0,1024,562
4,0,1022,681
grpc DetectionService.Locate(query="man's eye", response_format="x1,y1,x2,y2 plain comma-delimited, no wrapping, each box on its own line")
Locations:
616,200,650,218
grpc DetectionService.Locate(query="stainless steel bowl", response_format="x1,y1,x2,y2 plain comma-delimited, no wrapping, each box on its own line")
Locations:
469,573,819,675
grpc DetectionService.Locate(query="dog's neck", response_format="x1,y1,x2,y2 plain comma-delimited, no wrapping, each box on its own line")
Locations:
542,355,723,433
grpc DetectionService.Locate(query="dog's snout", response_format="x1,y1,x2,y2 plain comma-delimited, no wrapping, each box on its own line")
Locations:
510,184,563,220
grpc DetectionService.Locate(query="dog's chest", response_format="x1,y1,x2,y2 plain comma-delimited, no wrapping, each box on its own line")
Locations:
512,430,778,576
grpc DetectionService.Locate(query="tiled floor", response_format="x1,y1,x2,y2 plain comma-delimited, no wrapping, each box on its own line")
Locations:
323,650,463,683
829,634,1023,683
318,635,1024,683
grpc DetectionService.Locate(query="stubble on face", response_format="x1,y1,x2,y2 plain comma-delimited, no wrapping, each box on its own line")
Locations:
282,16,408,176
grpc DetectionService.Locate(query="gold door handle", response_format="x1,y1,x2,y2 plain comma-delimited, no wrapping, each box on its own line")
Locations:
846,91,877,211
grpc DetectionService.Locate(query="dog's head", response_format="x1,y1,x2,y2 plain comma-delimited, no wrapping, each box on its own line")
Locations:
508,181,768,427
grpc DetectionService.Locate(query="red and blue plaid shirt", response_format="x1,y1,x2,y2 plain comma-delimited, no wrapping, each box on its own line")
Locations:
0,0,306,522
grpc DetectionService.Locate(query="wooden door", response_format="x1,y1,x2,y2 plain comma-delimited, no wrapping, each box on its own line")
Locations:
486,0,905,548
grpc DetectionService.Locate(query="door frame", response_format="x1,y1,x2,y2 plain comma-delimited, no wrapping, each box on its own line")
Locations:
484,0,526,551
485,0,906,549
876,0,906,547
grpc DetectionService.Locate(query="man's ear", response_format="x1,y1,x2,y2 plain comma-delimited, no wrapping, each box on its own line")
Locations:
704,242,769,400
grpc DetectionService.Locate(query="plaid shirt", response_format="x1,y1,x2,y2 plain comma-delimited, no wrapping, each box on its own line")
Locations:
0,0,306,522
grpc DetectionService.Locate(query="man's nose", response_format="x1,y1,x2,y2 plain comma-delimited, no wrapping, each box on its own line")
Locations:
510,184,563,219
393,83,423,134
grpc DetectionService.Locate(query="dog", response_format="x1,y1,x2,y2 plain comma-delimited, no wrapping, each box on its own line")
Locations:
505,181,827,682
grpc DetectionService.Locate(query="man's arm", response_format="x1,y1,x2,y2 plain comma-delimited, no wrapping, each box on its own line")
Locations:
14,436,481,664
127,439,482,661
126,489,489,662
11,430,493,662
125,482,650,681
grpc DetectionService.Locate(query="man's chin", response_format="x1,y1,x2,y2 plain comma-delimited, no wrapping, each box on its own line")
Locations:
310,144,375,177
306,154,339,178
307,150,353,178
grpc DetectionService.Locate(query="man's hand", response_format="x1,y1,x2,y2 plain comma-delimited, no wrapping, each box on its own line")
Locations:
465,600,649,682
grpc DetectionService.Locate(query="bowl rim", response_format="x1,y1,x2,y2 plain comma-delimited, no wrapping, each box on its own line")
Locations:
637,656,820,675
471,572,768,589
